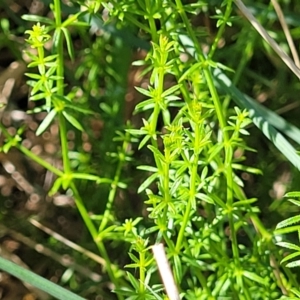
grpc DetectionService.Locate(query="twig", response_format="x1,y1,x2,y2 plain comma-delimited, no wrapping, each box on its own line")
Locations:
0,224,101,282
152,243,180,300
270,0,300,67
29,218,106,267
234,0,300,80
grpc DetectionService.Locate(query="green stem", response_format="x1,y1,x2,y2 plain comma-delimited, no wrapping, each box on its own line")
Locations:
97,242,124,300
70,183,98,238
145,0,158,42
175,122,200,252
208,0,233,59
139,251,146,293
71,183,123,300
162,151,171,225
175,0,240,270
0,123,63,177
58,113,71,174
53,0,64,96
19,144,63,177
98,141,127,232
51,2,122,297
53,0,70,174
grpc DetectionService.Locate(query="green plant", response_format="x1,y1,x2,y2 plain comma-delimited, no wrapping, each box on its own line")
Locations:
1,0,300,299
0,1,130,298
275,192,300,268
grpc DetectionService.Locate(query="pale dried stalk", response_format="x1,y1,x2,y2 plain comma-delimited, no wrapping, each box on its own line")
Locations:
235,0,300,80
152,243,180,300
29,218,106,266
270,0,300,67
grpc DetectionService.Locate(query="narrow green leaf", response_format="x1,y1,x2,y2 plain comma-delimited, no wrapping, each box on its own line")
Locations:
280,251,300,264
288,199,300,208
161,85,180,97
173,255,182,283
276,242,300,252
286,260,300,268
30,92,47,101
36,109,57,136
138,173,159,194
135,99,155,111
242,270,267,285
233,198,258,207
72,173,105,181
231,163,263,175
61,27,75,61
276,215,300,229
53,28,62,50
137,165,158,172
290,288,300,297
48,177,62,196
135,86,151,97
62,111,84,131
274,225,300,235
195,193,214,204
25,73,41,80
138,134,151,149
148,145,165,163
0,256,85,300
126,272,141,291
22,14,54,25
178,62,202,82
285,191,300,198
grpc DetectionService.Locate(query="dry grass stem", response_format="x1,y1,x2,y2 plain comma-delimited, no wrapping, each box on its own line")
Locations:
235,0,300,80
152,243,180,300
270,0,300,67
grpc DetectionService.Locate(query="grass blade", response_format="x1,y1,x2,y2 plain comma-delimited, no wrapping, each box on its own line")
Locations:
213,68,300,171
0,256,86,300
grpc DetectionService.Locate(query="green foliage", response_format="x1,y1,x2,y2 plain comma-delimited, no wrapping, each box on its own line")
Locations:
275,192,300,268
1,0,300,299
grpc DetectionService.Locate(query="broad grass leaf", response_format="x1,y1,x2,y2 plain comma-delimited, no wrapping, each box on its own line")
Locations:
213,68,300,170
0,256,85,300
